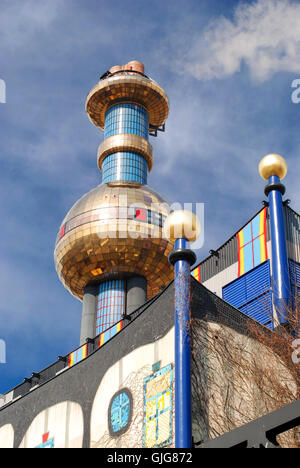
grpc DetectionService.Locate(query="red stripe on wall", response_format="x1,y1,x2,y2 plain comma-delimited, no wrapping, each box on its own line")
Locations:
263,207,268,260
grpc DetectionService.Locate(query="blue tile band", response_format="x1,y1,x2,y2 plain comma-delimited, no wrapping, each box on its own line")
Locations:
102,152,148,184
104,103,149,139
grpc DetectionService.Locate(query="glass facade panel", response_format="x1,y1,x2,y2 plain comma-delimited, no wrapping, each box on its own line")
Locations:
96,280,125,335
104,103,149,139
102,152,148,184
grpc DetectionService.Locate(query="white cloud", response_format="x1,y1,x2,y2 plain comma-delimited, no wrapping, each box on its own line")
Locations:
0,0,61,49
185,0,300,81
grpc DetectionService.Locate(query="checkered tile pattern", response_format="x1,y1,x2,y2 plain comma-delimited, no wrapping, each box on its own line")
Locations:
96,280,125,335
105,103,149,139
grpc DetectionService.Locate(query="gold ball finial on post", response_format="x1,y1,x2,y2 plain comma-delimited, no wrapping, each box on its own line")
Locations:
164,210,201,243
258,154,288,181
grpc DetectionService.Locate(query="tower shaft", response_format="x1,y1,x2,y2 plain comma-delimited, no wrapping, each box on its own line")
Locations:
55,61,173,345
102,103,150,185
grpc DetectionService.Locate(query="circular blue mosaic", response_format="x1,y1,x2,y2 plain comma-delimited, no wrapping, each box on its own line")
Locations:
109,389,132,436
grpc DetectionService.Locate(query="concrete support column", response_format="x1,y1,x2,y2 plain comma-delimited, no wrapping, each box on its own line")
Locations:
126,276,147,314
80,284,98,345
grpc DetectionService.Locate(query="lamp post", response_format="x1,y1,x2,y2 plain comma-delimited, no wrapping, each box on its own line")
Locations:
259,154,290,325
164,210,200,448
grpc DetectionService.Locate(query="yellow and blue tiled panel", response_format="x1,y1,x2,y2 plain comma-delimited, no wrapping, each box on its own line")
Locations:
191,265,201,282
237,208,268,277
68,318,124,368
143,364,173,448
98,320,123,348
68,343,88,368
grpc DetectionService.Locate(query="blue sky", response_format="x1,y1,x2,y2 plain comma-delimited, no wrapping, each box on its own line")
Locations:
1,0,300,392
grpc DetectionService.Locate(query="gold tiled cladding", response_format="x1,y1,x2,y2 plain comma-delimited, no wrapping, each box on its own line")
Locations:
86,74,169,130
97,134,153,172
54,183,174,301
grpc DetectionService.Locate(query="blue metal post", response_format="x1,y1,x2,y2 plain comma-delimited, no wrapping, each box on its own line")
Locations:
267,175,291,324
172,238,193,448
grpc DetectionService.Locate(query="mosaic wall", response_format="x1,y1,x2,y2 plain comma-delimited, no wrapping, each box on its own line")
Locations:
143,363,173,448
90,328,174,448
67,327,175,448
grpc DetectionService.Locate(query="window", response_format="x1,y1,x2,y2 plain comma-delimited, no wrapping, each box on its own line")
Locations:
108,389,132,436
237,208,268,276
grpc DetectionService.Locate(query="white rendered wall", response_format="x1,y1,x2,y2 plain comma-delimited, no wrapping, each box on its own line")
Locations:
0,424,14,448
19,401,84,448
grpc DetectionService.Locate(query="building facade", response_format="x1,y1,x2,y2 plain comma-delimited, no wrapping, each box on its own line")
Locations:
192,204,300,330
0,62,299,448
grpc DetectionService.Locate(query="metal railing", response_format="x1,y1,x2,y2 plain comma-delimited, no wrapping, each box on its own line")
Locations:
199,399,300,448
